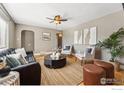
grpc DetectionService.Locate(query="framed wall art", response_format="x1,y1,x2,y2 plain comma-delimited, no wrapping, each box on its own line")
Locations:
42,32,51,41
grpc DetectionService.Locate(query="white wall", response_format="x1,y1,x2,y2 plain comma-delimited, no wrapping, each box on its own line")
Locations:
15,24,58,53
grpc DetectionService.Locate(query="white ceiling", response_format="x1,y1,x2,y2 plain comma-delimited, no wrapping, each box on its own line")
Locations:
3,3,123,30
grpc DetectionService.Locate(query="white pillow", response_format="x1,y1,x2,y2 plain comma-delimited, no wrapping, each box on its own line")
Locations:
7,53,28,64
15,48,27,57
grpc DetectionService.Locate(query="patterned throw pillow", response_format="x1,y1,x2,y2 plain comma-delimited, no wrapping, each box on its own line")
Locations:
6,57,21,68
5,57,14,68
7,53,28,65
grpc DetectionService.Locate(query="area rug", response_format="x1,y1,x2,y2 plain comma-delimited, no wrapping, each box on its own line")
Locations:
39,58,83,85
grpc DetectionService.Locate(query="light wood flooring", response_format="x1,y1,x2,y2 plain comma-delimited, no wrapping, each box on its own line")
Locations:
38,56,83,85
35,55,124,85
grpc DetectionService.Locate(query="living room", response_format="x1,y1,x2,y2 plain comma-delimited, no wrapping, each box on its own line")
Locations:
0,2,124,89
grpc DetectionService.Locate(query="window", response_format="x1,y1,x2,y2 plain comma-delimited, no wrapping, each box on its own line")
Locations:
0,16,8,48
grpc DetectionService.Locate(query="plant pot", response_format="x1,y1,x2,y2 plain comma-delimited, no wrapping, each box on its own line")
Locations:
115,62,120,72
109,61,120,72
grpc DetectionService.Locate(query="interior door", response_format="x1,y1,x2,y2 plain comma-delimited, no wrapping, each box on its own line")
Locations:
21,30,34,51
56,33,62,49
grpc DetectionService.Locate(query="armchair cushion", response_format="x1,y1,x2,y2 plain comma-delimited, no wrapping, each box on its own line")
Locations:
75,53,84,60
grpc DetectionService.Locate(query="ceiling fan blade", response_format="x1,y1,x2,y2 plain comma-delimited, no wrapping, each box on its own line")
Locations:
60,19,68,21
46,17,54,20
49,21,54,23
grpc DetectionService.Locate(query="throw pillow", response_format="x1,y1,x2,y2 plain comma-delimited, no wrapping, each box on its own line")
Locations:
18,54,28,64
6,57,15,68
15,48,27,57
64,46,70,50
85,48,92,54
25,56,35,63
66,46,70,50
87,48,92,54
7,53,28,65
6,56,21,68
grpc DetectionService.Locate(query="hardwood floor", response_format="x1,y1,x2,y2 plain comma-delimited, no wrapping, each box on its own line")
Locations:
36,55,83,85
35,54,124,85
114,71,124,85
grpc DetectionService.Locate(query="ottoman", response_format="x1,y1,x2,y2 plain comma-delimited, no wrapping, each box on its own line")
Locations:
94,60,114,85
83,59,94,65
83,64,106,85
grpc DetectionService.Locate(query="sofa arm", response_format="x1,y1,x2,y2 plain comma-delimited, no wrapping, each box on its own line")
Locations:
11,62,41,85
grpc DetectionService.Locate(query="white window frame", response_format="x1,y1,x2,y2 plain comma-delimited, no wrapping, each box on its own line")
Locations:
0,15,9,49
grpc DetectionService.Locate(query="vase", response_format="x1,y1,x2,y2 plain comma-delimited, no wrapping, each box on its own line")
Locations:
56,53,61,58
109,61,120,72
52,52,56,56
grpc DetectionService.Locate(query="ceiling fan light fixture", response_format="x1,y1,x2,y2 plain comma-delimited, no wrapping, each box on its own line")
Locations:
59,33,62,37
55,15,61,20
55,21,61,24
47,15,67,25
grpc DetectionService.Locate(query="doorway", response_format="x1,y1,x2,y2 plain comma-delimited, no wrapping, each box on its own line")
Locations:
21,30,34,51
56,32,62,49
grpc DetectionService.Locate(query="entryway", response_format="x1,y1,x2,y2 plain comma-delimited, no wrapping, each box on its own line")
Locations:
56,32,62,49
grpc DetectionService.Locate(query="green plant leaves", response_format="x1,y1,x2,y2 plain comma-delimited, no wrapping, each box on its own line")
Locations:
96,28,124,62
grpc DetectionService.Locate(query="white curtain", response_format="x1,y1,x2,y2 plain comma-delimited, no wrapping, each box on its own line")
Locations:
83,28,89,44
89,27,96,45
74,31,78,44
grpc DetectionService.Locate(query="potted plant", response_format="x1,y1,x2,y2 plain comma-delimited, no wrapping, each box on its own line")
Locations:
96,28,124,71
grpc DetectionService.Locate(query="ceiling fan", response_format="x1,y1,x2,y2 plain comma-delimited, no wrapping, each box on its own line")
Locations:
46,15,68,24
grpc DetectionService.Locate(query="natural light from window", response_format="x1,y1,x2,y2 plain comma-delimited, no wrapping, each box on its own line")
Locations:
0,16,8,48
